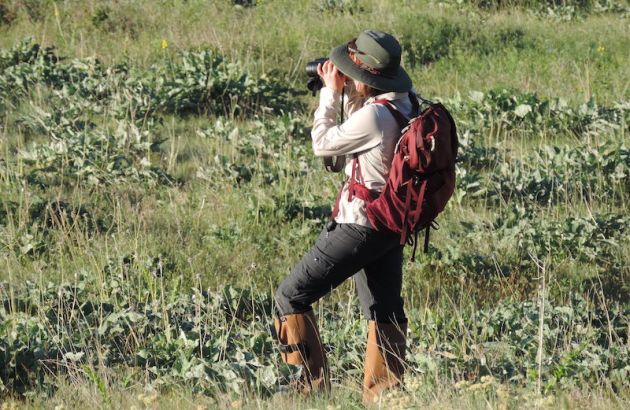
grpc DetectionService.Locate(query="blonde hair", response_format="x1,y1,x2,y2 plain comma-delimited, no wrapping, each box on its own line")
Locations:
354,81,378,98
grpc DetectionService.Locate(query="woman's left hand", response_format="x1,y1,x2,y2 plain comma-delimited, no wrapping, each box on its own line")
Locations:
317,60,346,93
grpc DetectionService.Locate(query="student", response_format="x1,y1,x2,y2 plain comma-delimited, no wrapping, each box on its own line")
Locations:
274,30,415,404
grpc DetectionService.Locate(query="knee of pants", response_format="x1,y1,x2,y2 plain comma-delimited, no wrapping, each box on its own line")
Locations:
275,280,310,316
363,299,406,323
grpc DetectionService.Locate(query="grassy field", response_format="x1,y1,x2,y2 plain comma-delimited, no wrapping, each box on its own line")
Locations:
1,0,629,408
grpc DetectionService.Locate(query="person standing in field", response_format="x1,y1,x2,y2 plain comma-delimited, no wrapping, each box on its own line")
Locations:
274,30,415,404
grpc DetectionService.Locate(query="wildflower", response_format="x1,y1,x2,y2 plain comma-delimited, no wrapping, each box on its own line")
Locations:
496,384,510,399
454,379,472,389
480,375,496,385
137,391,158,406
161,38,168,50
467,382,487,391
597,45,605,53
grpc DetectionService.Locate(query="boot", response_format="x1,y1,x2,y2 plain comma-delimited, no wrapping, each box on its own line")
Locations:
274,310,330,394
363,320,407,404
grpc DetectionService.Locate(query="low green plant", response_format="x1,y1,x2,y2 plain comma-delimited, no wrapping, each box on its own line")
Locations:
441,0,629,19
1,276,627,399
0,6,628,405
489,142,629,205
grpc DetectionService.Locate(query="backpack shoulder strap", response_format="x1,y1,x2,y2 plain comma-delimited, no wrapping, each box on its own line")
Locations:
373,99,408,129
374,91,427,128
414,92,434,107
408,92,421,117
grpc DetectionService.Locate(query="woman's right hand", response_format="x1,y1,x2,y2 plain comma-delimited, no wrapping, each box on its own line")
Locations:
317,60,346,94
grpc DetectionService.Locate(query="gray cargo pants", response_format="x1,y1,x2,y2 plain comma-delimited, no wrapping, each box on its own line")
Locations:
275,222,406,323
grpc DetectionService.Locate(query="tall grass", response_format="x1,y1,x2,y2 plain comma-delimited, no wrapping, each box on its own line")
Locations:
0,0,629,408
0,1,628,100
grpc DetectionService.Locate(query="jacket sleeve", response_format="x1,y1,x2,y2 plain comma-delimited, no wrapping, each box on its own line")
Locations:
311,87,383,157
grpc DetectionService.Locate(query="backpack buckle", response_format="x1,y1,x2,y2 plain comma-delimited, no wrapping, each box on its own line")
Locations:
412,175,422,187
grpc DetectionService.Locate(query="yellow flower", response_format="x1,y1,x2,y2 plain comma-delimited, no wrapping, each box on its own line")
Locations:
597,45,605,53
137,391,158,406
161,38,168,49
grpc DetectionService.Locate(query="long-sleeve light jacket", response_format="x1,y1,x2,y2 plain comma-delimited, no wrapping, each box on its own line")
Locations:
311,84,415,227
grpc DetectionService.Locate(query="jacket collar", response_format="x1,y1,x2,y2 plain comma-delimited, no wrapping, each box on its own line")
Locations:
365,91,408,104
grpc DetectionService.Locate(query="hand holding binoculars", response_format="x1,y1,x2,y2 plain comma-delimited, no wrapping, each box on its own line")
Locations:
305,58,346,173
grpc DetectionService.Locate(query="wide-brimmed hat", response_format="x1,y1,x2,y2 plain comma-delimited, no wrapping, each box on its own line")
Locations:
330,30,411,93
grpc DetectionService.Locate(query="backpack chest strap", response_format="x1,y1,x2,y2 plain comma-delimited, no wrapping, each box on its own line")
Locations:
330,155,378,220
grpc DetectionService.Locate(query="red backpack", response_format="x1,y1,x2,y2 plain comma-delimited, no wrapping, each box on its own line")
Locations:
333,93,458,260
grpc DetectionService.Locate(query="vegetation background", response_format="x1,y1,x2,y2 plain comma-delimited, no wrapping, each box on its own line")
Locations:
0,0,628,408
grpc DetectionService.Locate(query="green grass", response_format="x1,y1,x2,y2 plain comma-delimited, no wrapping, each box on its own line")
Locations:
0,0,629,408
0,1,628,101
2,380,629,409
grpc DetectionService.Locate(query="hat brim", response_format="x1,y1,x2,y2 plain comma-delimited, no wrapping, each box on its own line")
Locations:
329,43,412,93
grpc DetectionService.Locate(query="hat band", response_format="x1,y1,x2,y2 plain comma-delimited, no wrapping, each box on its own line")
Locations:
347,40,382,75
